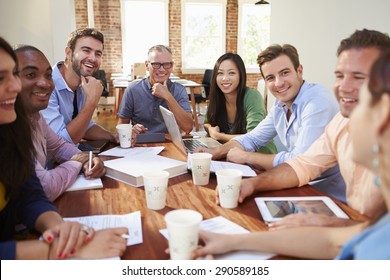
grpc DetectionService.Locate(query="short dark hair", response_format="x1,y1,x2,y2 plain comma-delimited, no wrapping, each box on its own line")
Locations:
13,44,44,55
257,44,300,77
67,27,104,51
337,29,390,56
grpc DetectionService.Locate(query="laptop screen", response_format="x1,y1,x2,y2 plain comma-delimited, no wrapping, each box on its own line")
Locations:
159,105,187,154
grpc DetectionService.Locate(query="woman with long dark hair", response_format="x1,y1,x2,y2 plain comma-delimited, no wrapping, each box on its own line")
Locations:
0,37,127,259
204,53,276,153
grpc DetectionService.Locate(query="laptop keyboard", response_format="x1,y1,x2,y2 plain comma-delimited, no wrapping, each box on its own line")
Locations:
184,139,208,152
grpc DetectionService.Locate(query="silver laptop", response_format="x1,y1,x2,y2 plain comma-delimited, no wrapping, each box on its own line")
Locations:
159,105,221,154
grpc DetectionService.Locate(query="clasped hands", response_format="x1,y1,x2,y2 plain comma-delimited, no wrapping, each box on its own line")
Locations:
42,221,128,259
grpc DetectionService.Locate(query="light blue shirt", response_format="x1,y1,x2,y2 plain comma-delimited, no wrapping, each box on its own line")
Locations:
233,81,346,202
234,81,339,167
337,214,390,259
41,62,95,143
118,78,191,133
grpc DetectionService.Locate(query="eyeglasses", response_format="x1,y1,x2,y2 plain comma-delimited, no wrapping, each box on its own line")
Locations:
149,62,173,70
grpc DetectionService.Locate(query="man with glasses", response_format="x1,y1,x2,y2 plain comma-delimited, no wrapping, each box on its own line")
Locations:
118,45,193,134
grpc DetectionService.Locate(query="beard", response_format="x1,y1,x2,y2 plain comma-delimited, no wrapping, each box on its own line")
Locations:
71,55,97,77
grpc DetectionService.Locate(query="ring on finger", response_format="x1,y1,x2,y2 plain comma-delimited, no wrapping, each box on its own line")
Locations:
81,225,89,235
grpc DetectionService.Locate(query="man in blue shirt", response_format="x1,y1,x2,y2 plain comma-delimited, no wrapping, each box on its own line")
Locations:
197,44,345,201
41,28,117,145
117,45,193,134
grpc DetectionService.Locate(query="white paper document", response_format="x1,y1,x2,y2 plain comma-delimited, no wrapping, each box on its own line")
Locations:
64,211,143,246
187,160,257,177
66,175,103,192
160,216,275,260
99,146,165,157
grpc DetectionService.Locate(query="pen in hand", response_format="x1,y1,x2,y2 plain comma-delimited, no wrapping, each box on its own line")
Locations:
88,151,92,172
121,234,130,239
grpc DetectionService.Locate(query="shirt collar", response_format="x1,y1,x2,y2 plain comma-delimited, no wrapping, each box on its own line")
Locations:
275,80,307,110
52,61,77,93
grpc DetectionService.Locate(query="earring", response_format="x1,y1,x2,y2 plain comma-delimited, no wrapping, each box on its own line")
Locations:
372,144,380,169
374,176,382,187
372,144,381,187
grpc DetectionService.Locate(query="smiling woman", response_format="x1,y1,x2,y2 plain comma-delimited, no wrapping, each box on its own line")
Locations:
204,52,275,153
0,37,128,260
0,43,20,125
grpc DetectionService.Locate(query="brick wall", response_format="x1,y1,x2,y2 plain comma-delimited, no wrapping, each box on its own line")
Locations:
75,0,261,95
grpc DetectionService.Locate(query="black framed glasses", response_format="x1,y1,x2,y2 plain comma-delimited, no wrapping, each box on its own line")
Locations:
149,61,173,69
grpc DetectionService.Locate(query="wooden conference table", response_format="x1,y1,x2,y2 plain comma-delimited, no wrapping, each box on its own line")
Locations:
55,141,368,260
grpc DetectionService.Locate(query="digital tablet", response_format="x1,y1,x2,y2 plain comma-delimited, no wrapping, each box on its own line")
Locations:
255,196,349,223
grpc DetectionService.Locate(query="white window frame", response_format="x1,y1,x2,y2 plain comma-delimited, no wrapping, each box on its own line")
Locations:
238,0,271,73
181,0,227,74
120,0,169,75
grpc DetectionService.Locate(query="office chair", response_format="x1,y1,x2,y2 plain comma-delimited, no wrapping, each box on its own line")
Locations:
93,69,109,97
190,69,213,116
93,70,113,115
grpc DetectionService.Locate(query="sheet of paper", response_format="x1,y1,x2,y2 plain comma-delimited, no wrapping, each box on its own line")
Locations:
66,175,102,192
187,160,256,177
160,216,275,260
64,211,142,246
210,161,256,177
99,146,164,157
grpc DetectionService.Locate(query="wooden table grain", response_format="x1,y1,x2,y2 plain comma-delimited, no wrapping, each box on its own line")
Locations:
54,142,368,260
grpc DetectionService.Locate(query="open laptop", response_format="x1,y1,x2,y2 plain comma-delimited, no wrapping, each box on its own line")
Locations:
159,105,221,154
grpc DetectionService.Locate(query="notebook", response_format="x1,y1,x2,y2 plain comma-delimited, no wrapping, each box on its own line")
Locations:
78,140,109,154
159,105,221,154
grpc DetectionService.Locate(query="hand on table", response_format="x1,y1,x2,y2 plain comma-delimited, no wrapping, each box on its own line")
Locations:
73,228,128,259
226,147,247,164
207,126,220,140
215,177,256,205
42,221,95,259
191,230,233,259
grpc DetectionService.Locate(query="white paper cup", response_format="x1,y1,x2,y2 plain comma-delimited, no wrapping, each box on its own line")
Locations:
143,170,169,210
216,169,243,209
116,123,132,148
190,153,212,185
164,209,203,260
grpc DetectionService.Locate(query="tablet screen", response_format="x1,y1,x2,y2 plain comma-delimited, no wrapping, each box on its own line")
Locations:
265,199,334,218
255,196,349,222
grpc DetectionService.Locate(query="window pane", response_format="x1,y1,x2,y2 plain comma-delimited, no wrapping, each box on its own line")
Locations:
182,2,225,72
122,0,168,74
239,3,270,71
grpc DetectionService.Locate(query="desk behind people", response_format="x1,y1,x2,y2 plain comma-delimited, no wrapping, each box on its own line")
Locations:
54,141,368,260
173,80,203,131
